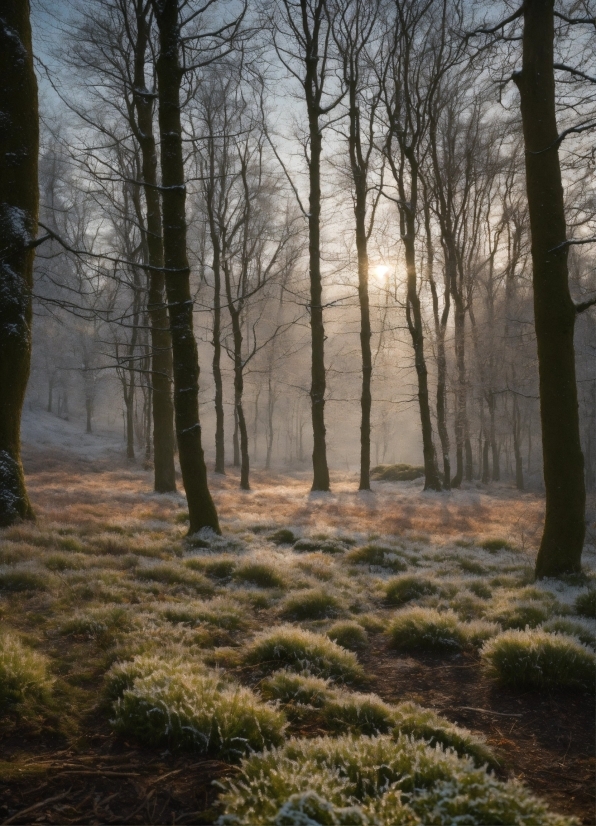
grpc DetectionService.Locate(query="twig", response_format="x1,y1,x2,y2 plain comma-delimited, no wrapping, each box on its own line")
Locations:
55,770,141,778
453,706,523,718
2,790,71,825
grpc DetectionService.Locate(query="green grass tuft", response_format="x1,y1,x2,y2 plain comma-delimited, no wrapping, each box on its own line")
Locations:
482,629,595,691
348,544,407,572
233,562,286,589
542,617,595,649
135,564,214,595
480,538,516,553
575,589,596,619
385,575,438,607
281,589,342,620
0,635,53,711
268,529,297,545
243,626,364,682
109,657,285,759
388,608,466,652
0,569,47,592
217,733,572,825
326,620,369,651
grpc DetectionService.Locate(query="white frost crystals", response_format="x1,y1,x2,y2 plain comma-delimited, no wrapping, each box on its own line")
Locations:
0,451,23,520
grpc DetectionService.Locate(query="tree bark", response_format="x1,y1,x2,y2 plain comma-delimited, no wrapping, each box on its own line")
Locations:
152,0,219,534
514,0,585,577
403,220,442,492
425,200,451,489
303,0,330,492
0,0,37,526
132,4,177,493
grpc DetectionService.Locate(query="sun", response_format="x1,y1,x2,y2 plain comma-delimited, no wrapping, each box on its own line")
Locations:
372,264,390,282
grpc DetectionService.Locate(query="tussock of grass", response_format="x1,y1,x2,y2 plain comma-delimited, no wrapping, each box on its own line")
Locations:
233,562,286,589
488,597,553,630
135,563,214,595
281,589,343,620
388,608,466,652
108,657,285,758
0,635,53,711
0,569,48,592
293,538,347,554
348,544,407,572
259,671,333,712
159,598,245,631
468,580,492,600
385,575,438,607
90,537,132,556
217,734,572,826
575,589,596,619
268,528,297,545
185,556,236,578
542,617,595,649
480,538,516,553
482,629,596,691
243,625,364,682
326,620,369,651
322,693,494,766
458,558,487,575
59,606,134,639
44,552,88,571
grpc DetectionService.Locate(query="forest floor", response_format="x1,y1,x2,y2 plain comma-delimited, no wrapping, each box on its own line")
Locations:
0,409,594,825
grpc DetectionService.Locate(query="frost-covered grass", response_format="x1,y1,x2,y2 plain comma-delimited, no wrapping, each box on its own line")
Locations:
326,620,369,650
385,574,439,606
482,629,596,691
387,607,499,652
216,734,574,825
4,426,594,821
281,588,343,620
0,635,53,710
575,589,596,619
107,655,286,758
243,626,364,682
0,568,48,592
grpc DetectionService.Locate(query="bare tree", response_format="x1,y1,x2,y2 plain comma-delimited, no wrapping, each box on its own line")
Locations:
332,0,382,491
378,0,443,491
151,0,232,533
267,0,343,492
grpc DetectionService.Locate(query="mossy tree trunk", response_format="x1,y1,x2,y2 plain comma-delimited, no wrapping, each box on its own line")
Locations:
514,0,585,577
0,0,37,526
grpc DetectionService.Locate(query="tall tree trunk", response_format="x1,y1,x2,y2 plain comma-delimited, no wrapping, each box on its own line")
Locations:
152,0,219,534
354,172,372,492
482,438,490,484
451,300,466,487
514,0,585,577
132,6,177,493
204,139,226,475
307,112,330,491
512,395,524,491
266,374,275,470
304,7,330,492
487,390,500,481
86,397,93,434
226,297,249,489
403,222,442,491
425,201,451,489
0,0,37,526
125,377,135,460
